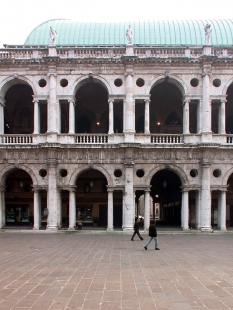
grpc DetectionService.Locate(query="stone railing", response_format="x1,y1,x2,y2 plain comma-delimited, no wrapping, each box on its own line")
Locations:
151,134,184,144
1,46,233,60
226,135,233,144
0,134,33,144
75,134,108,144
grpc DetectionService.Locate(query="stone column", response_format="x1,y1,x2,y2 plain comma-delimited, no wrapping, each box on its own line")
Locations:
0,186,5,228
0,97,5,134
181,189,189,230
68,99,75,134
124,71,135,141
47,72,57,133
219,189,227,230
200,161,212,231
57,189,62,228
197,99,202,134
33,99,40,134
183,99,190,134
69,189,76,230
195,190,201,229
33,189,40,230
201,66,212,141
123,162,134,230
107,188,114,231
144,189,150,230
108,99,114,134
144,99,150,134
219,99,226,134
47,158,58,230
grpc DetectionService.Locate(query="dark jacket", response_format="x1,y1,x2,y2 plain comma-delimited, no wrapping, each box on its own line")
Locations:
149,224,157,237
134,221,140,231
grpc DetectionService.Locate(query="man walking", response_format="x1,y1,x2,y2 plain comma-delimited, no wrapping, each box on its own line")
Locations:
131,218,144,241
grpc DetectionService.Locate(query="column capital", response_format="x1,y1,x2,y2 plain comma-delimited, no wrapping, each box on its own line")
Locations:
32,185,48,192
125,71,134,77
210,185,228,192
182,99,190,105
108,99,114,104
68,98,76,105
47,72,57,77
144,99,151,104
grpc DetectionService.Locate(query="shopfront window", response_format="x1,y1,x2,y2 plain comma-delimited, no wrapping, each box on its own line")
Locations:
76,205,92,222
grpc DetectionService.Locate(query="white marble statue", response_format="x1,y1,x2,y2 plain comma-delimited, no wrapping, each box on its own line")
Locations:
50,27,57,45
126,25,133,45
204,24,212,45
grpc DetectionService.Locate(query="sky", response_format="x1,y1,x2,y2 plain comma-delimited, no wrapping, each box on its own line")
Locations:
0,0,233,47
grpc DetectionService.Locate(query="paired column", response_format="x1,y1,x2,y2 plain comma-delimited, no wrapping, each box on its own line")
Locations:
124,71,135,134
69,188,76,230
219,99,226,134
144,189,150,230
107,188,114,230
181,188,189,230
200,161,212,231
123,162,134,230
144,99,150,134
218,189,227,230
68,99,75,134
0,187,5,228
33,99,40,134
183,99,190,134
33,189,40,230
0,96,5,134
47,159,58,230
47,72,58,133
108,99,114,134
195,190,201,229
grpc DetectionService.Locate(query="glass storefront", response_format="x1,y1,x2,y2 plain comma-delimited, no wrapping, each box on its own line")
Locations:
6,205,30,224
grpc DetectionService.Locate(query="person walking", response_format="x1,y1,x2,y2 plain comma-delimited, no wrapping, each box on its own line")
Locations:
131,218,144,241
144,220,160,250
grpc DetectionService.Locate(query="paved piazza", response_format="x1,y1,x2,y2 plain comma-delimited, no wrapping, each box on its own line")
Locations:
1,231,233,310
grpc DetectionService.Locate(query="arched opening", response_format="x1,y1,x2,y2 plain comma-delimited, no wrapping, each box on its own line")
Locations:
226,84,233,133
4,84,34,134
75,81,108,134
150,81,183,134
150,169,182,226
76,169,122,229
5,169,33,226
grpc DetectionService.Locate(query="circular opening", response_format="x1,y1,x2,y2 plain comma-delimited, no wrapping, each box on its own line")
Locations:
60,169,67,177
190,78,199,87
60,79,68,87
114,78,123,87
136,169,144,178
39,169,47,177
38,79,47,87
114,169,122,177
190,169,198,178
213,79,221,87
136,78,145,87
213,169,221,178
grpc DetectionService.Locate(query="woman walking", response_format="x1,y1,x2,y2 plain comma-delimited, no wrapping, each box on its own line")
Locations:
144,220,160,250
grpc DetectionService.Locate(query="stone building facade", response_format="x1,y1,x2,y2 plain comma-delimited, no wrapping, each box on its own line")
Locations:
1,19,233,231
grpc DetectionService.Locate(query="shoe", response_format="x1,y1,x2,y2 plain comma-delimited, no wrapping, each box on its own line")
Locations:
141,238,144,241
144,246,147,250
155,248,160,250
131,239,134,241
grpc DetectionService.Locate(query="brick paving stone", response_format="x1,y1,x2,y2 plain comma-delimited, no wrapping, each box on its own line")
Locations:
1,232,233,309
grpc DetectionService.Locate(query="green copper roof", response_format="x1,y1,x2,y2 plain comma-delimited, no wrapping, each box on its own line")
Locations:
24,19,233,46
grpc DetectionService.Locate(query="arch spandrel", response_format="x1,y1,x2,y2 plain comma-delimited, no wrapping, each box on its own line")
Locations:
0,164,38,186
223,77,233,96
69,164,113,186
145,164,188,186
0,76,37,98
222,167,233,185
71,75,112,97
147,75,187,98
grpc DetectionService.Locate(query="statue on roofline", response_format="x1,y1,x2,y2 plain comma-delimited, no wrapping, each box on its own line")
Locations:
126,25,133,45
50,26,57,45
204,23,212,45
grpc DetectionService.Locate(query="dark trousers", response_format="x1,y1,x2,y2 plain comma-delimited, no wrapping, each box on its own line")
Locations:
131,229,143,240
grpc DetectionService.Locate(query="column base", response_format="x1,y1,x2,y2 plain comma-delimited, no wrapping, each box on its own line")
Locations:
200,226,213,232
68,227,76,231
182,227,190,231
124,132,135,142
46,226,58,231
122,227,133,231
107,227,113,231
220,226,227,231
33,227,40,230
